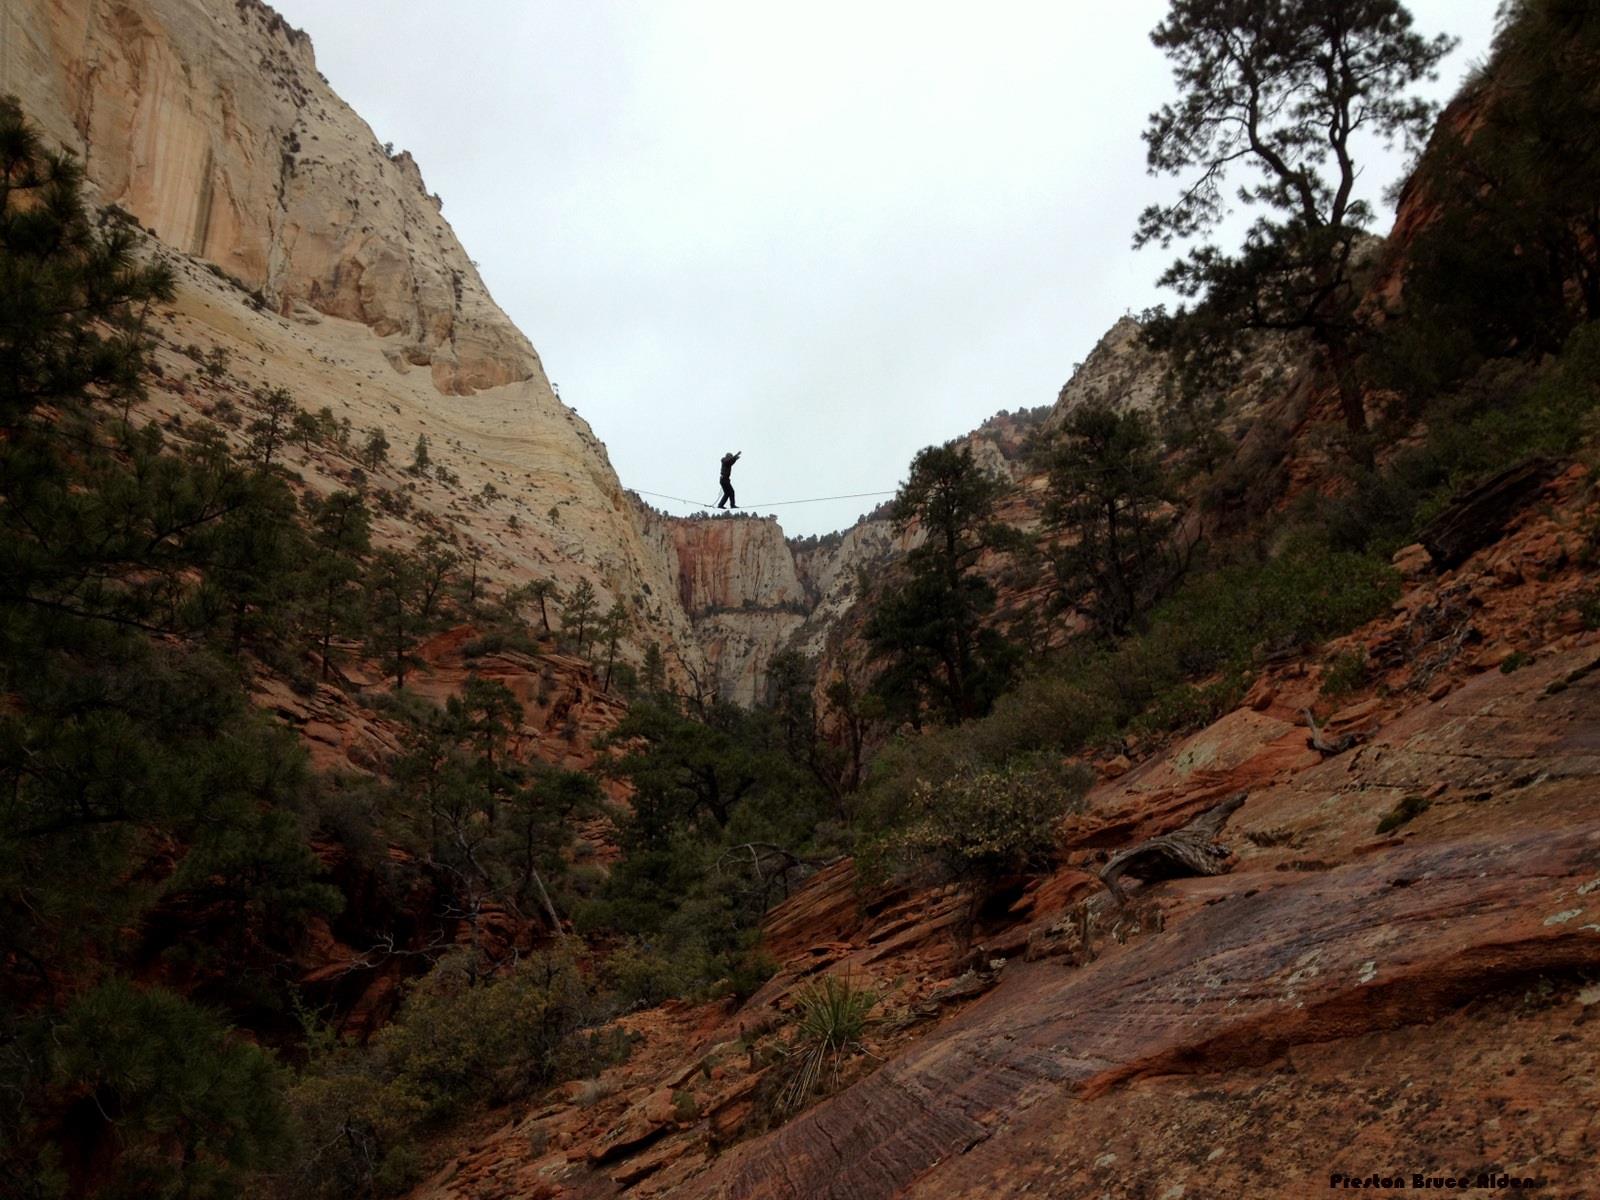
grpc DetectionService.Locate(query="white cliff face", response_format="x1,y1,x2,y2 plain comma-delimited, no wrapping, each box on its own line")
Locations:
1045,314,1307,441
1045,316,1168,428
691,610,807,708
4,0,710,684
4,0,533,394
790,518,914,659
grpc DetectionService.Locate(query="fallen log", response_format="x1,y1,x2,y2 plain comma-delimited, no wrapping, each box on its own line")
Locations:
1418,456,1557,568
1099,792,1246,905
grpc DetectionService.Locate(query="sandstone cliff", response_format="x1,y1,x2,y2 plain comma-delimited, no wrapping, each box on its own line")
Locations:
667,516,808,614
633,511,809,706
3,0,531,394
4,0,711,685
1045,315,1168,426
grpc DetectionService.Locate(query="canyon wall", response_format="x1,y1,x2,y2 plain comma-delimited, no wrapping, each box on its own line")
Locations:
3,0,530,394
0,0,1304,710
633,512,809,706
2,0,711,683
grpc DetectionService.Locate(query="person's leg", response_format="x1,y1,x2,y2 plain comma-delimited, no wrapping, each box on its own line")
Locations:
727,482,735,508
717,480,731,508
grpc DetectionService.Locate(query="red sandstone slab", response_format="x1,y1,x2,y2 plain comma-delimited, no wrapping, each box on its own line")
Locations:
701,826,1600,1200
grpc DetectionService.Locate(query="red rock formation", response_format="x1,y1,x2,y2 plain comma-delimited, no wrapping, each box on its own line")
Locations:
238,625,635,1036
652,514,809,705
665,518,807,615
402,461,1600,1197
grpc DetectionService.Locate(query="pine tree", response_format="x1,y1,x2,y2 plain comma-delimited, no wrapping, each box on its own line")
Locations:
562,579,598,655
414,534,460,626
0,99,337,1193
459,544,485,609
641,640,667,693
410,432,431,475
367,550,424,687
361,425,390,469
765,648,859,817
1043,401,1178,635
194,469,307,655
596,600,628,688
305,490,372,679
1135,0,1454,442
246,387,298,468
291,407,321,452
865,444,1019,725
0,96,174,428
525,578,559,634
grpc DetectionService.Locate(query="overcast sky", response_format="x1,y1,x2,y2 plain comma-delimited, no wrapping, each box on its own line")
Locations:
269,0,1500,536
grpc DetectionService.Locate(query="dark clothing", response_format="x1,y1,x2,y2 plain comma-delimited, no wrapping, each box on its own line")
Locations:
717,452,740,508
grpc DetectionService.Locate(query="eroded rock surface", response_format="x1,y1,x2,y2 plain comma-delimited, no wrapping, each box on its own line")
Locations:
695,638,1600,1199
407,553,1600,1198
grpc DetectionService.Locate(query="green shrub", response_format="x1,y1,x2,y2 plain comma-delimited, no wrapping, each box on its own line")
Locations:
1324,327,1600,561
870,758,1089,886
284,949,605,1198
725,948,780,1001
1322,649,1371,698
575,839,779,1005
374,949,597,1120
1131,672,1251,738
970,673,1113,760
461,628,543,658
281,1047,422,1199
604,939,693,1009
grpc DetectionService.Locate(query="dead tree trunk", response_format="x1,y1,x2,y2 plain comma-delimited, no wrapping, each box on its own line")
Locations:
1419,457,1557,568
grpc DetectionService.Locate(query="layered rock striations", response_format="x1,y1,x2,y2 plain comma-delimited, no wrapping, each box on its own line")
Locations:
668,516,808,615
634,511,810,706
3,0,535,394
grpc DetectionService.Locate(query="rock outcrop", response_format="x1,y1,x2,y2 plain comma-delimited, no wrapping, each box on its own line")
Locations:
789,518,909,659
667,517,808,614
634,512,809,706
1045,315,1168,427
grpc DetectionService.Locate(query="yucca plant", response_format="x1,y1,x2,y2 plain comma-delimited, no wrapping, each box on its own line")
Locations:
778,974,877,1113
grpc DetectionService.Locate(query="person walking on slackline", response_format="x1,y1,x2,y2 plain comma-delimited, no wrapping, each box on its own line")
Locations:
716,450,741,509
